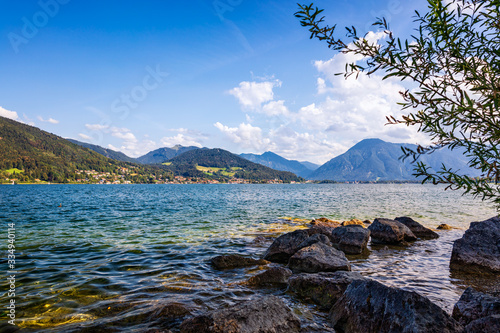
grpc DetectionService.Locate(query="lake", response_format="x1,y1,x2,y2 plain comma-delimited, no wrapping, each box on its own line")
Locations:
1,184,498,332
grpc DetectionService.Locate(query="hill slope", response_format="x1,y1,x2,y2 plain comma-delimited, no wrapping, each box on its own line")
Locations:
137,145,199,164
309,138,481,181
0,116,172,183
165,148,302,182
240,151,315,178
68,139,139,163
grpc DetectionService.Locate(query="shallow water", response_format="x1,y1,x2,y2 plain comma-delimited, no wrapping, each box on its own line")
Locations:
0,184,498,332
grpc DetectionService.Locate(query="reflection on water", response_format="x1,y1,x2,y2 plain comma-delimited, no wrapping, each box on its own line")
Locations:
0,184,498,331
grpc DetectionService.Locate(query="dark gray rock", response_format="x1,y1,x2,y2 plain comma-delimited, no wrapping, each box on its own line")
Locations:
330,279,464,333
288,271,367,310
247,267,292,286
263,230,310,263
308,224,337,242
288,242,351,273
331,225,370,254
464,314,500,333
368,218,418,244
211,255,269,269
297,233,332,250
452,287,500,327
179,296,300,333
395,216,439,239
450,216,500,273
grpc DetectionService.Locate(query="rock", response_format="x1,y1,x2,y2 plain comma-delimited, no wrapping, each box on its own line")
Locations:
310,219,341,228
438,223,453,230
262,230,310,263
250,235,267,245
464,314,500,333
211,255,269,269
450,216,500,273
297,233,332,249
308,225,337,242
247,267,292,286
395,216,439,239
288,242,351,273
341,219,366,228
330,225,370,254
179,296,300,333
363,219,372,224
288,271,367,310
330,279,464,333
368,218,417,244
154,302,192,318
452,287,500,327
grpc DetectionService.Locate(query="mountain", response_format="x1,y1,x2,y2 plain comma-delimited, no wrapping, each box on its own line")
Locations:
309,138,481,181
164,148,302,182
299,161,320,171
137,145,199,164
240,151,315,178
68,139,138,163
0,116,172,183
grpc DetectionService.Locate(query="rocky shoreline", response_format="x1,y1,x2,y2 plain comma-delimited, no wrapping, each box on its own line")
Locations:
175,216,500,332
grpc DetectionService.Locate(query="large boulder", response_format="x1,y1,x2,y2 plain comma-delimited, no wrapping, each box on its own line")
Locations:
211,255,269,269
263,230,310,263
463,314,500,333
368,218,417,244
179,296,300,333
395,216,439,239
308,224,337,242
452,287,500,329
247,267,292,286
330,225,370,254
288,271,367,310
288,242,351,273
450,216,500,273
330,279,464,333
297,233,332,249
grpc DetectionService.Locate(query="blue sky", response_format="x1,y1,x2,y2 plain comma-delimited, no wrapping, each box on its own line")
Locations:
0,0,430,164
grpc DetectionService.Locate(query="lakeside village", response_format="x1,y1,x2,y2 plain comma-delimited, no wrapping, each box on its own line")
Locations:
2,167,310,185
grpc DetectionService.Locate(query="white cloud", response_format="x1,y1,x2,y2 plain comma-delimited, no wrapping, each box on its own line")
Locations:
0,106,19,121
261,100,290,116
214,122,271,151
160,134,203,148
107,144,119,151
78,133,92,140
37,116,59,124
228,80,281,109
85,123,109,131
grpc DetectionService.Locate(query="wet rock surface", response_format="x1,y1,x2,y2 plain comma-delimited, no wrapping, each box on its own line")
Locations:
288,242,351,273
450,216,500,273
368,218,417,244
395,216,439,239
247,267,292,286
263,230,310,263
330,225,370,254
211,254,269,269
452,287,500,328
297,233,332,250
288,271,367,310
179,296,301,333
330,279,464,333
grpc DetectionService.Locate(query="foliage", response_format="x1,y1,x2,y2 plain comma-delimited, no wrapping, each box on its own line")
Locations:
0,116,173,183
295,0,500,208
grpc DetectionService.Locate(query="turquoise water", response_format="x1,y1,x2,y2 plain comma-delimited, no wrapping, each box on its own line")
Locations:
0,184,498,332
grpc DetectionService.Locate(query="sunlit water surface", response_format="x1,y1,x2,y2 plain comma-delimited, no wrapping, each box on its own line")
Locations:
0,184,498,332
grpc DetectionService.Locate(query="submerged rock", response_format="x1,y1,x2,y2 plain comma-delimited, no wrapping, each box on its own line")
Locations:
330,279,464,333
368,218,417,244
288,242,350,273
341,219,366,228
288,271,367,310
211,255,269,269
450,216,500,273
330,225,370,254
179,296,300,333
247,267,292,286
438,223,453,230
452,287,500,328
263,230,310,263
395,216,439,239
